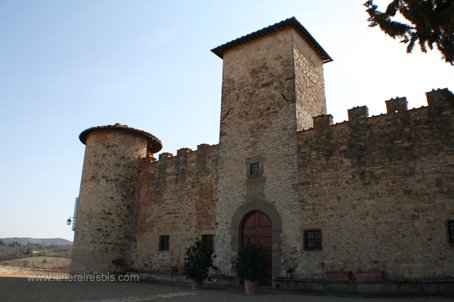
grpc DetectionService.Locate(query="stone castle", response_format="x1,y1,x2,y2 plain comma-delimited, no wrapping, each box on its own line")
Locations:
71,17,454,288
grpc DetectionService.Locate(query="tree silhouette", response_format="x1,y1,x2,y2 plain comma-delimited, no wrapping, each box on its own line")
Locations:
364,0,454,65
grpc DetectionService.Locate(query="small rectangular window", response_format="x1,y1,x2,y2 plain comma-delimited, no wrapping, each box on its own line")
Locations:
448,220,454,244
201,234,214,252
159,235,169,251
304,230,322,251
249,162,260,176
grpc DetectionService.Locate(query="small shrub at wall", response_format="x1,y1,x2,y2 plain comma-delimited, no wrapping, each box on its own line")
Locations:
112,258,125,273
233,245,267,281
183,240,214,282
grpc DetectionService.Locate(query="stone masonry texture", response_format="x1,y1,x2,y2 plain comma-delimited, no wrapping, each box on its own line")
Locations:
131,144,218,272
72,18,454,287
297,90,454,280
72,127,151,273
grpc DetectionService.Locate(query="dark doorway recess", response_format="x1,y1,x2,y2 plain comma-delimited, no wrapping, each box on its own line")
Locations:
240,210,272,286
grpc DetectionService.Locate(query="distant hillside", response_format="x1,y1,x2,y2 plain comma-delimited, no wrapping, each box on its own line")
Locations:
0,238,72,246
1,256,71,272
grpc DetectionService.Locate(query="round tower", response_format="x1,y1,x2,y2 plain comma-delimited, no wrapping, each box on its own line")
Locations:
71,123,162,273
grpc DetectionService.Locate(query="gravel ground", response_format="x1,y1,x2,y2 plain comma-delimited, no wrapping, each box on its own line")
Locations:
0,267,451,302
0,277,452,302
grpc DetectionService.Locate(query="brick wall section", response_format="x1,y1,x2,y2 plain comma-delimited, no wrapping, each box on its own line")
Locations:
71,130,148,273
130,144,218,272
296,89,454,280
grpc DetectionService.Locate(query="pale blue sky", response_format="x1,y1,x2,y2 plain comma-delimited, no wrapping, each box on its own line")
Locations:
0,1,452,241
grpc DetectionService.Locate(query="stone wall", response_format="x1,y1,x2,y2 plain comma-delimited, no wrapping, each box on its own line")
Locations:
130,144,218,272
296,89,454,280
72,129,149,273
293,30,327,131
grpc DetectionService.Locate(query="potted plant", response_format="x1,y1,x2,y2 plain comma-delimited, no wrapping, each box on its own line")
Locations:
112,257,126,280
183,240,214,289
233,245,267,295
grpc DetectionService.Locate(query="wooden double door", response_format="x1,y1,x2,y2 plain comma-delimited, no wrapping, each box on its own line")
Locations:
240,210,272,286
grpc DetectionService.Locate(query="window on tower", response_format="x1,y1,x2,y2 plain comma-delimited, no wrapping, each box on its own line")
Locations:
448,220,454,244
249,162,261,176
304,229,322,251
159,235,169,251
201,234,214,252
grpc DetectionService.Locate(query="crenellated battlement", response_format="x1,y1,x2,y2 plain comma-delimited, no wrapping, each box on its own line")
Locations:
426,88,454,112
141,143,219,184
156,144,217,163
298,87,453,172
308,88,453,132
158,144,218,161
312,114,333,131
348,106,369,123
385,96,408,114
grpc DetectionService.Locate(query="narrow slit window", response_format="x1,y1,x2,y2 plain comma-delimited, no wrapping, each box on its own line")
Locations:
448,220,454,244
159,235,169,251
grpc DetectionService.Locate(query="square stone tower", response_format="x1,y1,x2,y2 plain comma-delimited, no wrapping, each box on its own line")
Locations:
212,17,332,282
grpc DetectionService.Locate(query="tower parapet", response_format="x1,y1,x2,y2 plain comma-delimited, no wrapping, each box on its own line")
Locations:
427,88,454,113
385,97,408,114
71,123,161,273
348,106,369,122
313,114,333,130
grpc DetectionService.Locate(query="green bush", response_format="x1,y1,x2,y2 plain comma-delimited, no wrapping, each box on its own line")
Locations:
112,258,125,269
233,245,267,281
183,240,213,281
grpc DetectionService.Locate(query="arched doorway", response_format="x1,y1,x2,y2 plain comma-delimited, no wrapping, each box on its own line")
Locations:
240,210,272,286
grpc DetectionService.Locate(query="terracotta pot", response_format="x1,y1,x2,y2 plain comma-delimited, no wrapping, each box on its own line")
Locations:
191,279,203,289
244,280,258,295
112,267,126,281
